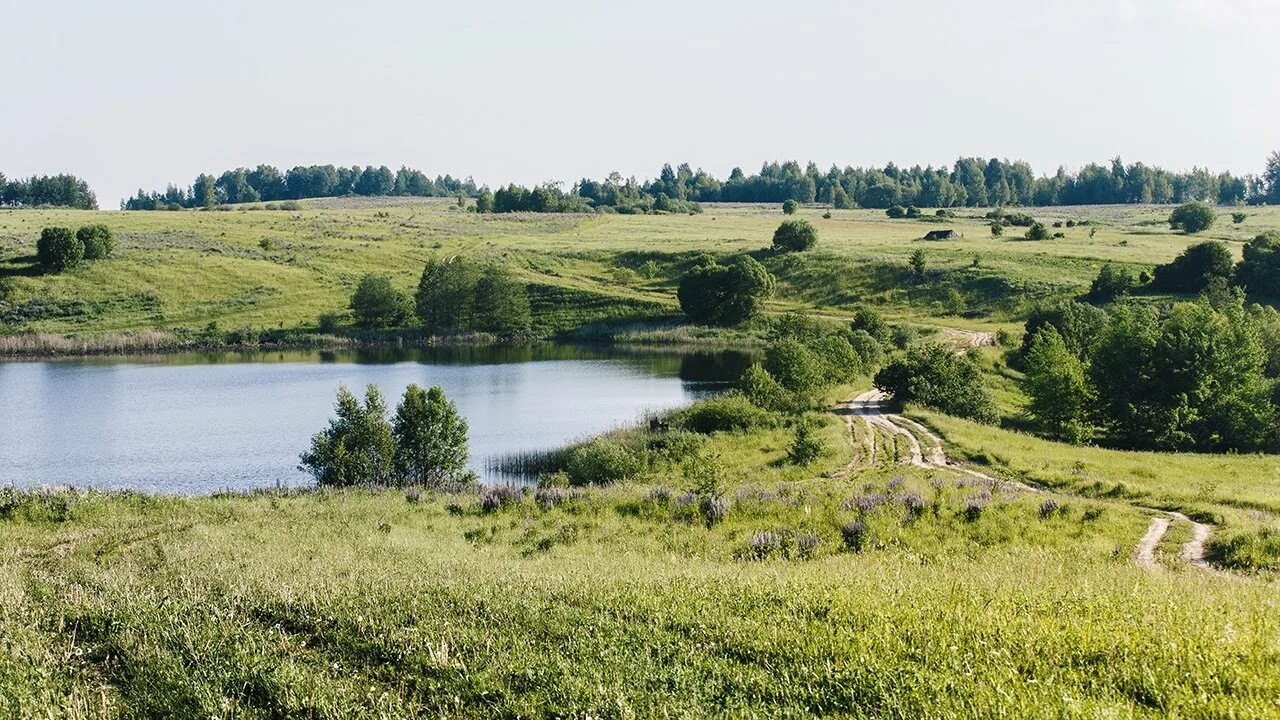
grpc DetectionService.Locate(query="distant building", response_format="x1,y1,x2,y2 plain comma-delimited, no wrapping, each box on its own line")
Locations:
923,229,957,240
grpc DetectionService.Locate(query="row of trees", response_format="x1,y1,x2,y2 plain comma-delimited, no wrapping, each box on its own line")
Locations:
0,173,97,209
1020,298,1280,450
299,384,472,488
120,151,1280,213
346,258,533,334
123,164,478,210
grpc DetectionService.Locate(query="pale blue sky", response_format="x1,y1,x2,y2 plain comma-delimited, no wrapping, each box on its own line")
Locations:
2,0,1277,207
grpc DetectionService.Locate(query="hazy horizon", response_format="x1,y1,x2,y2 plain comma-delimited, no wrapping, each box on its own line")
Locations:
3,0,1277,208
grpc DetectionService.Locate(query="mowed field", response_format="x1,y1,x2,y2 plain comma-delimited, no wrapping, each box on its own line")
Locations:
3,199,1277,337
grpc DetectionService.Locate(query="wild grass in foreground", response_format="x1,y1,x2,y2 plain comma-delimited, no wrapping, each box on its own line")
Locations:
1,470,1277,718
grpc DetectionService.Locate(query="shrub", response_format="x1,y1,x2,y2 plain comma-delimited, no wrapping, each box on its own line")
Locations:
849,306,891,343
566,440,644,485
909,249,926,278
822,210,832,219
317,311,345,333
786,421,823,465
350,274,411,328
990,223,1003,237
964,491,990,522
76,224,114,260
677,256,775,326
1234,231,1280,297
905,205,921,218
480,485,526,513
645,429,705,464
772,219,818,252
740,363,795,413
1039,499,1062,518
1207,527,1280,572
782,199,798,215
36,226,84,271
674,392,773,433
1086,263,1135,303
885,205,906,219
1025,222,1051,241
1232,211,1247,224
840,520,867,552
874,344,997,423
763,339,826,405
1168,201,1216,233
1151,241,1233,293
1052,221,1063,228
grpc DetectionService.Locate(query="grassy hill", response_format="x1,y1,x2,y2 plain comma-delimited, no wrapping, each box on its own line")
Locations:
3,199,1275,342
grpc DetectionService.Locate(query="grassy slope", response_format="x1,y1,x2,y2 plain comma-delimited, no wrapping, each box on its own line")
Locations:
3,452,1278,718
4,200,1278,337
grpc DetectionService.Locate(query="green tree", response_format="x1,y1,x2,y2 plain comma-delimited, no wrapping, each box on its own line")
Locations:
76,224,114,260
740,362,793,412
1152,241,1233,293
299,384,396,486
909,249,926,278
782,198,799,215
1021,300,1108,358
475,187,495,213
772,219,817,252
849,305,891,344
1086,263,1135,303
1168,201,1216,233
1025,222,1051,240
417,257,481,332
1022,327,1092,443
1234,231,1280,297
36,226,84,271
786,420,823,465
192,174,217,208
874,344,996,423
392,385,471,488
677,256,775,326
349,274,411,328
762,339,826,408
472,264,531,333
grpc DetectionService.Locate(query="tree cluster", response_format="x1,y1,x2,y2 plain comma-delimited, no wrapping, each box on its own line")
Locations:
415,258,531,334
874,344,997,423
0,173,97,209
123,164,478,210
1019,298,1280,451
299,384,473,489
35,225,115,272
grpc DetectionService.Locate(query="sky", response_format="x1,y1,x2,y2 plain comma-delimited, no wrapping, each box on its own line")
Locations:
2,0,1278,208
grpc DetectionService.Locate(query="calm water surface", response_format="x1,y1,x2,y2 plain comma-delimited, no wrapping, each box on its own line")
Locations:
0,345,750,493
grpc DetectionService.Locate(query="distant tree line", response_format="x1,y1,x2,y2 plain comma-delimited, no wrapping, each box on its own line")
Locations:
0,173,97,209
120,151,1280,214
122,164,479,210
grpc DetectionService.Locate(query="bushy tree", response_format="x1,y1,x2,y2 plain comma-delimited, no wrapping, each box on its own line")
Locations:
76,224,114,260
349,274,411,328
1022,327,1092,443
885,205,906,219
909,249,926,278
475,187,495,213
417,257,481,331
849,305,891,343
299,385,396,486
786,420,823,465
1086,263,1135,303
1168,201,1216,233
1020,300,1108,359
393,385,471,488
1234,231,1280,297
772,219,817,252
763,339,826,407
1025,222,1051,240
677,256,775,326
472,264,531,333
740,362,793,413
782,199,798,215
1151,241,1233,293
36,226,84,271
874,344,997,423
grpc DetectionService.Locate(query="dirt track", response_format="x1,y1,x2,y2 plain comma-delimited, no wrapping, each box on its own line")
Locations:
835,389,1214,572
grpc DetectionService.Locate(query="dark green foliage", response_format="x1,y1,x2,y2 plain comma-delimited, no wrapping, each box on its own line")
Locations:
874,344,997,423
782,199,799,215
393,385,471,489
1089,301,1275,451
76,224,115,260
1232,212,1247,224
990,223,1003,237
674,392,774,433
1025,222,1051,241
677,256,775,326
1086,263,1136,304
475,187,495,213
886,205,906,219
1234,231,1280,297
1208,528,1280,572
1020,300,1108,359
36,227,84,272
299,385,396,487
1152,241,1233,293
849,306,891,344
1168,202,1216,233
772,220,817,252
786,420,823,465
740,363,795,413
349,275,411,328
0,173,97,209
905,205,921,219
416,258,531,334
566,440,644,485
763,339,826,406
909,249,926,278
1022,327,1092,443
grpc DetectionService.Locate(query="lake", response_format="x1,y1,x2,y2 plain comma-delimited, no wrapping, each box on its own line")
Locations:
0,345,751,494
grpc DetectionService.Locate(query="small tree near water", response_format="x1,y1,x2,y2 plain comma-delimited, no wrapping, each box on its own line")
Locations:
300,384,396,487
393,384,471,488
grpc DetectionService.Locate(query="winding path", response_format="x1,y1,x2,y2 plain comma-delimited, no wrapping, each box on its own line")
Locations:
835,389,1214,572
